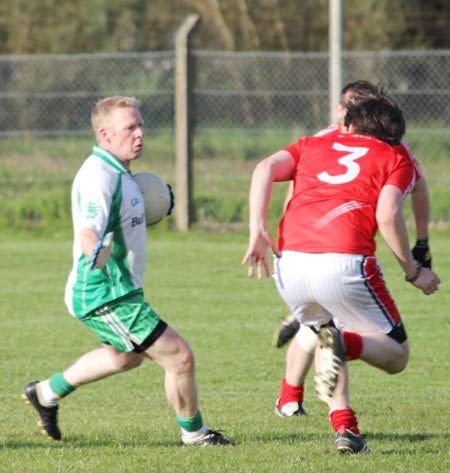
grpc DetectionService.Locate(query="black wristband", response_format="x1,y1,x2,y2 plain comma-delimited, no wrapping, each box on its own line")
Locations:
405,266,422,283
415,239,429,248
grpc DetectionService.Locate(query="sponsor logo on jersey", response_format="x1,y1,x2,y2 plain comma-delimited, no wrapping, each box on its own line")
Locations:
85,201,100,219
131,196,141,206
131,212,145,227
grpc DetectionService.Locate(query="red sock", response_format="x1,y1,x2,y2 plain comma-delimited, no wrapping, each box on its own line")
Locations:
329,407,360,435
342,331,364,360
278,378,304,406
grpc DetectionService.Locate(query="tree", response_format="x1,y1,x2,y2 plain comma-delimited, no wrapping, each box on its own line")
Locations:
0,0,447,54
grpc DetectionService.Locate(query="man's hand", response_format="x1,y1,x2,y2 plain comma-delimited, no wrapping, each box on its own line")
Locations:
242,229,280,279
89,232,114,269
412,239,432,269
167,184,175,216
406,266,440,295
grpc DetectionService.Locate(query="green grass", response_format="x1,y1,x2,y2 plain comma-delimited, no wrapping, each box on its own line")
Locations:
1,131,450,232
1,228,449,472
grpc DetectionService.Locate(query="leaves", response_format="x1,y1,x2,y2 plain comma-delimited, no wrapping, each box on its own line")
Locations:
0,0,448,53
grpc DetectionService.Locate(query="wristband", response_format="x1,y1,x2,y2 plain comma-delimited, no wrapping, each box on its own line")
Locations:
89,232,114,270
89,240,104,269
405,266,422,283
415,238,429,248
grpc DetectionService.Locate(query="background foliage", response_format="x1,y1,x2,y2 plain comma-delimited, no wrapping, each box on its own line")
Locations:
1,129,449,235
0,0,449,54
0,2,448,233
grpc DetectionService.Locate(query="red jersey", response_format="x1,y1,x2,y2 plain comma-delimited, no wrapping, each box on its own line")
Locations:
279,133,416,255
314,124,422,180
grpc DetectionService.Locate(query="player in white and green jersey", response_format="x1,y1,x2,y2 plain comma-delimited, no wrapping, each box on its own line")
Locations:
64,143,161,350
22,96,233,447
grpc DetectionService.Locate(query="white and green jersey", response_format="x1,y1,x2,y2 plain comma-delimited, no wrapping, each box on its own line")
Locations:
65,145,147,318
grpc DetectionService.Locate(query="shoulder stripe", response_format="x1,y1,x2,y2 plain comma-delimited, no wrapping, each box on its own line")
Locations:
92,145,130,174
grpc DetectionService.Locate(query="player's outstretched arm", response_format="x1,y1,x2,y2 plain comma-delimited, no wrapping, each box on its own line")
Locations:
242,150,294,279
410,173,430,241
410,177,432,268
242,229,278,279
376,185,440,295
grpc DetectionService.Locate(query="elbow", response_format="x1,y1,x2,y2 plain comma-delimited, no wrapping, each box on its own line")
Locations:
376,209,400,229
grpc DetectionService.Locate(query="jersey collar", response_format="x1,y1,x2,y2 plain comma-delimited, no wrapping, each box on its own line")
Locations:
92,145,131,175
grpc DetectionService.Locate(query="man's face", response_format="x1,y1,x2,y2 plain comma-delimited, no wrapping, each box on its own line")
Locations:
101,107,144,166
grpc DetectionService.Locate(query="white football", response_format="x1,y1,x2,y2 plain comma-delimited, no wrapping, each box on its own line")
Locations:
134,172,174,226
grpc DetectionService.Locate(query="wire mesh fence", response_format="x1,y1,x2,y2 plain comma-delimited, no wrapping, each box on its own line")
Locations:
0,52,175,138
192,49,449,161
0,49,448,151
0,49,449,228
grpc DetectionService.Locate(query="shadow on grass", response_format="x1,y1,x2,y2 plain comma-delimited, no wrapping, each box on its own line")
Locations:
367,431,450,442
0,436,180,450
2,430,449,451
364,431,450,455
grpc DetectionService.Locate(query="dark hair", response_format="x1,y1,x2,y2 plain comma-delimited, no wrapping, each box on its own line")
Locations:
340,80,386,108
343,96,405,145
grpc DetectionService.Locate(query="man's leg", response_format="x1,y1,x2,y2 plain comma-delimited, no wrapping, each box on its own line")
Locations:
144,325,233,446
23,345,143,440
65,345,144,386
358,333,409,373
314,352,371,454
326,363,371,454
275,325,316,416
314,326,409,454
144,326,197,418
315,326,409,402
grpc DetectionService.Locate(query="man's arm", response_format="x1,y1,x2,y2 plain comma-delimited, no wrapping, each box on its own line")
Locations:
411,176,430,240
376,185,439,295
410,176,432,268
242,150,295,279
80,228,113,269
80,228,101,258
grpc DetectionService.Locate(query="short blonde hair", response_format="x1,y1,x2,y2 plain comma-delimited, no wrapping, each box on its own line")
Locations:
91,96,141,134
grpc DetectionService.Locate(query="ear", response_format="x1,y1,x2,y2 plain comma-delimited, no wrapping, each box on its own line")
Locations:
98,127,112,143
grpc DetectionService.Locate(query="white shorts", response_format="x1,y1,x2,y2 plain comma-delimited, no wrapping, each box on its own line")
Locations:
273,251,403,336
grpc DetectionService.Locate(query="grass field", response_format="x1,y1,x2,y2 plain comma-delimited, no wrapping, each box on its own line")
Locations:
1,228,449,472
1,132,450,232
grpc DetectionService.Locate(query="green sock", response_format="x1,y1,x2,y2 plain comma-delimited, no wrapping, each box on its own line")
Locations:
175,411,203,432
49,372,76,398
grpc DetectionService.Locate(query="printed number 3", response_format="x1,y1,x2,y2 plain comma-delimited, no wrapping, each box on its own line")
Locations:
317,143,369,184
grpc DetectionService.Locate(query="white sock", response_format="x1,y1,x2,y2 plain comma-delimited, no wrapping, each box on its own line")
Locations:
181,424,208,440
37,379,59,407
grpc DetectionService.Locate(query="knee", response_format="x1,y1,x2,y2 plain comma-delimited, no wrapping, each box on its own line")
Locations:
147,327,196,374
175,343,195,374
167,337,196,375
114,352,144,371
386,356,408,374
296,325,318,354
386,343,409,374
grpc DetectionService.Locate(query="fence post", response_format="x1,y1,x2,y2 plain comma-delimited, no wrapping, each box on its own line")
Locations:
174,14,201,231
329,0,342,123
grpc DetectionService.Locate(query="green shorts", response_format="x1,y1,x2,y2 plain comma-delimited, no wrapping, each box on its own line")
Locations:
81,291,167,352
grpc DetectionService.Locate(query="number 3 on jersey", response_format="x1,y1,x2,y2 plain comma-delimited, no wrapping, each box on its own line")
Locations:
317,143,369,184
